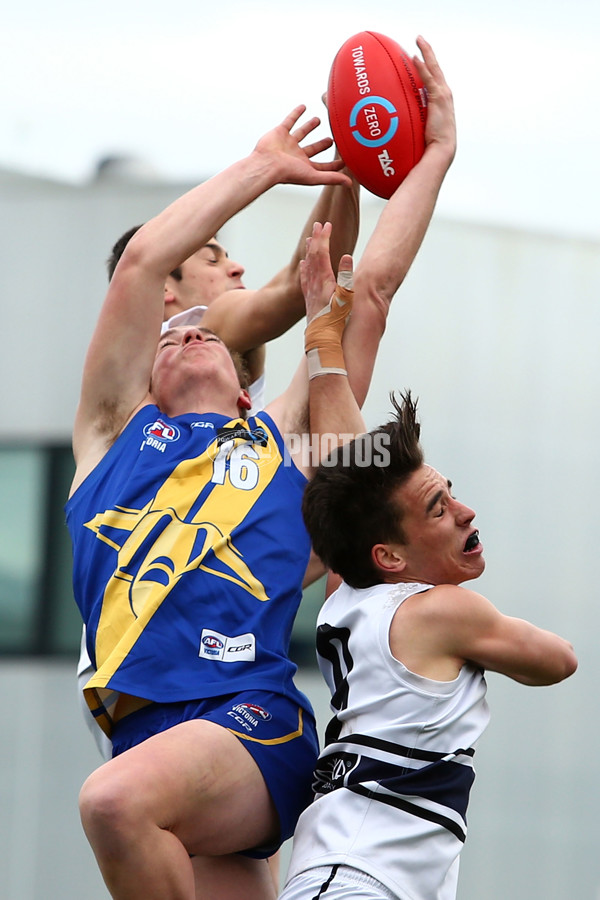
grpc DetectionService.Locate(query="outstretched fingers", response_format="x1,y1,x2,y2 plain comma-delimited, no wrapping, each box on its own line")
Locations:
411,36,456,155
414,36,444,82
412,35,452,102
301,222,354,325
280,104,309,133
290,113,322,143
289,115,339,163
301,222,337,323
255,106,351,186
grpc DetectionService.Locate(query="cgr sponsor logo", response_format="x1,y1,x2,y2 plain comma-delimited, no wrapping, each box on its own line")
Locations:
199,629,256,662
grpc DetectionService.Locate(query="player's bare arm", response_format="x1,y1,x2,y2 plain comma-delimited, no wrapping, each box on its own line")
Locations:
344,37,456,407
71,108,350,484
268,222,365,478
200,166,360,355
451,588,577,685
391,584,577,686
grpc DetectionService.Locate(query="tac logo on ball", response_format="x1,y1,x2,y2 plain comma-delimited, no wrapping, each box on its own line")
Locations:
349,96,399,149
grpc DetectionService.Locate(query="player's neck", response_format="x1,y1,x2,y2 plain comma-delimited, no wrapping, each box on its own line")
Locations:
154,382,241,420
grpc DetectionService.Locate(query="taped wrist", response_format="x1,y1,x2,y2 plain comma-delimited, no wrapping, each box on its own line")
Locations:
305,270,354,380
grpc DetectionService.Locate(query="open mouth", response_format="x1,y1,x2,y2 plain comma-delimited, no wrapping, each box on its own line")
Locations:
463,530,480,553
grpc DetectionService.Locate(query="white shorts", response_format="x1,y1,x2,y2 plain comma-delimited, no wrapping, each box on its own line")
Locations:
280,865,399,900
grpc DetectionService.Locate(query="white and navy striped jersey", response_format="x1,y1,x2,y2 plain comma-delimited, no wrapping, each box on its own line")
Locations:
284,580,490,900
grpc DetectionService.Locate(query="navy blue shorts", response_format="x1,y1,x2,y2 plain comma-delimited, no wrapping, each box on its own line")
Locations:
111,690,319,857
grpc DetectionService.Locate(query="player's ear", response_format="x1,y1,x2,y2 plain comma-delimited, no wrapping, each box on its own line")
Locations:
372,543,407,575
237,388,252,412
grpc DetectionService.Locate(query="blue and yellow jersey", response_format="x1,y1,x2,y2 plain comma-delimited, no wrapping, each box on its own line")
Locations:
65,406,312,736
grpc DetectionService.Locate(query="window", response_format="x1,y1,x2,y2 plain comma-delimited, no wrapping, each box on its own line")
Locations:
0,448,45,651
0,445,80,655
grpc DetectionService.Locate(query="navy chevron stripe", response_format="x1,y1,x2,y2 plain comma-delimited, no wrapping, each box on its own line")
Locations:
349,783,467,843
330,732,475,763
314,750,475,819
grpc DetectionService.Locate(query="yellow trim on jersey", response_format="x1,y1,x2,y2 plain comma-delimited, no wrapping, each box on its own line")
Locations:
83,417,284,732
227,707,305,745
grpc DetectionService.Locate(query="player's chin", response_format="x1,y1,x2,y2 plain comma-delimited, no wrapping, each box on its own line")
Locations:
462,555,485,580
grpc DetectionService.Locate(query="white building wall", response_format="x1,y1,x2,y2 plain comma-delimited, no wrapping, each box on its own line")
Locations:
1,171,599,898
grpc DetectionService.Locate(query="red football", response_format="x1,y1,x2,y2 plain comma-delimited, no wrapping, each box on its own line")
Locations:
327,31,428,199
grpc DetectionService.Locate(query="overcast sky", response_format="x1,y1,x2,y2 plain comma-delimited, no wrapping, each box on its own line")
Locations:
2,0,598,238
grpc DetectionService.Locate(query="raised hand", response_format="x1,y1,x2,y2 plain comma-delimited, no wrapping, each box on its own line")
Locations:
302,221,353,384
412,37,457,160
301,222,353,324
253,106,352,187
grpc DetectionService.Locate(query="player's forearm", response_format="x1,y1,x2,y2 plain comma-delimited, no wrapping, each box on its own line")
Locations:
468,613,578,687
308,374,365,472
305,260,365,462
502,629,578,686
283,170,361,309
128,153,280,280
86,153,277,390
355,140,454,302
342,141,454,408
304,169,360,270
211,173,360,351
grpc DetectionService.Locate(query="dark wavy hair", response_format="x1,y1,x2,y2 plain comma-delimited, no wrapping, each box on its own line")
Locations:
302,391,424,588
106,225,143,280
